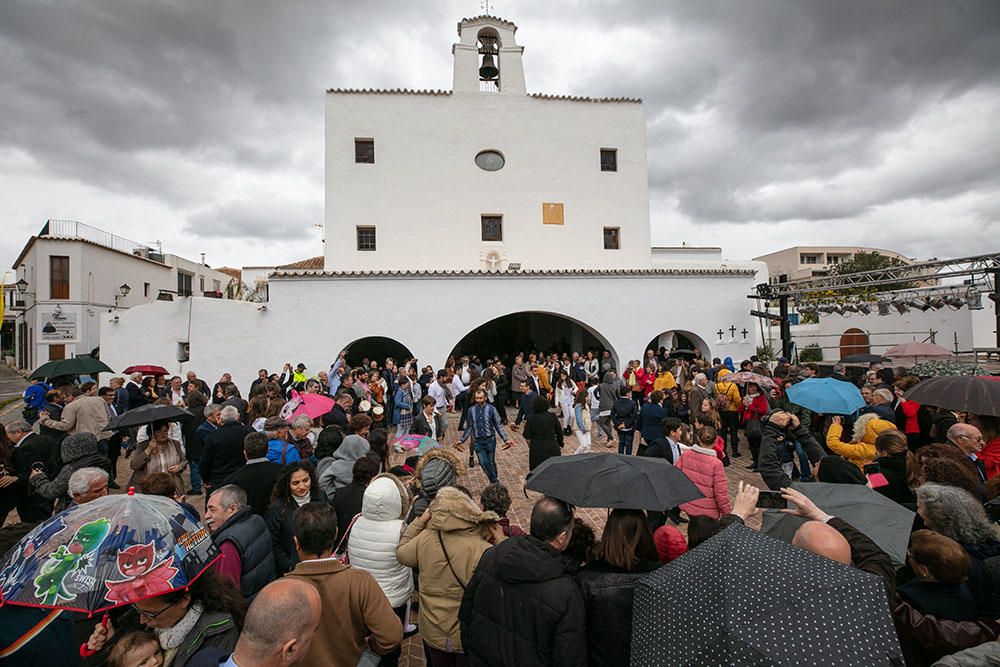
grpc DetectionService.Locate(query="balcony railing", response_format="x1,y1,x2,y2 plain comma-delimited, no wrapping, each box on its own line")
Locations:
41,219,163,262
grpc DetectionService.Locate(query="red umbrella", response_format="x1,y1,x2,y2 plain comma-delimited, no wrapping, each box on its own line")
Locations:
122,365,170,376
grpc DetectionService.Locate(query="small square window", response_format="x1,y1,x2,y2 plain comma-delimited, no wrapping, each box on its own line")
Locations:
603,227,620,250
355,138,375,164
356,226,377,251
600,148,617,172
481,215,503,242
143,282,150,298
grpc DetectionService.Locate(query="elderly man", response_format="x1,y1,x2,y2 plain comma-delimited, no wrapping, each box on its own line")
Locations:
67,466,110,505
185,370,210,396
688,373,710,420
205,484,276,602
221,579,322,667
288,414,315,460
861,388,896,421
38,391,113,440
947,423,987,482
124,372,148,410
264,416,299,465
200,406,254,496
3,420,54,522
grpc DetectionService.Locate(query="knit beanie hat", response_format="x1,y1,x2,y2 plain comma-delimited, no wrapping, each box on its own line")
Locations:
653,524,689,564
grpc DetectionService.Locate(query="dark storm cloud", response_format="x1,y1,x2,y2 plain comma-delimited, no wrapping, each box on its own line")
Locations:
0,0,998,261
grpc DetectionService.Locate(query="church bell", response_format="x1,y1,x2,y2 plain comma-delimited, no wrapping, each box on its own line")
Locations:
478,33,499,81
479,54,499,80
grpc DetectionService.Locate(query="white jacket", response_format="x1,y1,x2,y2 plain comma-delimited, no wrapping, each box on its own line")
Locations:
347,474,414,607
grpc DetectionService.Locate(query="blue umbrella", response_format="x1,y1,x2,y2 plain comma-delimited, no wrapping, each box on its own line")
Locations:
786,377,865,415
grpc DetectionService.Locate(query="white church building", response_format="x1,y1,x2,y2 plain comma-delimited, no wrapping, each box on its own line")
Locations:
100,15,766,382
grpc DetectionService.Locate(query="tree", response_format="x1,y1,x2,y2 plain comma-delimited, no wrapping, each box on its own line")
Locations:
831,251,916,294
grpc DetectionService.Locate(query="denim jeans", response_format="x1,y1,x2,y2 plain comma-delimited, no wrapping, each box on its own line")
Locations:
795,441,812,482
188,460,203,493
473,436,499,483
617,430,635,455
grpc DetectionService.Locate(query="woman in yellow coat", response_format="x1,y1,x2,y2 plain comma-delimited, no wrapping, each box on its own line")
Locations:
826,412,896,470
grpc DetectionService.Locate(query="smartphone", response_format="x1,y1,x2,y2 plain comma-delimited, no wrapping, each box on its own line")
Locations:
756,491,788,509
863,462,881,475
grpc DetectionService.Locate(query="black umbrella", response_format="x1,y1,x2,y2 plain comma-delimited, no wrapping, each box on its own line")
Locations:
760,482,915,565
108,404,193,430
523,453,702,510
667,349,698,359
631,524,904,666
29,355,113,380
904,375,1000,417
840,353,885,364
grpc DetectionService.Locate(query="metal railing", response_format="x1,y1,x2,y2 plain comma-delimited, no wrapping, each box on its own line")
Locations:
42,219,159,260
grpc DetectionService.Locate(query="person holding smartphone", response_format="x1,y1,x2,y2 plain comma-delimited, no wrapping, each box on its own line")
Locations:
756,410,826,492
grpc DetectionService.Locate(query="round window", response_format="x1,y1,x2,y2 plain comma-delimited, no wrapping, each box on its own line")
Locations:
475,150,505,171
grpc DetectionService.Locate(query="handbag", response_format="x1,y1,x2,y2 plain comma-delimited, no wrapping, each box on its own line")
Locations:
438,531,466,590
745,418,763,440
334,513,362,565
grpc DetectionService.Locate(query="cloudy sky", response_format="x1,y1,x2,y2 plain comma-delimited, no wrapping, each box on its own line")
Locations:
2,0,999,274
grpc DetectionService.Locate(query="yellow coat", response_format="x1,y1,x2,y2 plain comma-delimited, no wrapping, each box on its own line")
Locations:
825,414,895,470
653,371,676,391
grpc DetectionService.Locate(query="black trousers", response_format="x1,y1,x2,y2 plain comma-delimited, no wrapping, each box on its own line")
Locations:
720,411,740,455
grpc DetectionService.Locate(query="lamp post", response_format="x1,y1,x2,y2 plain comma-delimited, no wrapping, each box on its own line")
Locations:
114,283,131,309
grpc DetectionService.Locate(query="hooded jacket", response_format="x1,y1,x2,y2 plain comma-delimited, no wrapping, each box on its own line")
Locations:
30,432,108,506
347,474,414,607
406,448,466,522
826,413,895,470
459,535,587,666
321,434,370,493
396,486,497,652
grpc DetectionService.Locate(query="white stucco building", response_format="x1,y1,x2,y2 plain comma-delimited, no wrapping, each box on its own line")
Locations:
99,15,766,383
754,245,915,284
7,220,234,370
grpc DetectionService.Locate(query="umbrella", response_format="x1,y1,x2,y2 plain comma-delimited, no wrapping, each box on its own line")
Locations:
0,490,219,614
108,404,193,430
391,433,441,456
667,349,698,359
760,482,915,565
285,390,335,420
122,365,170,376
30,356,113,381
884,342,953,360
632,524,903,666
786,378,866,415
524,453,702,510
840,353,886,364
905,375,1000,417
726,371,776,389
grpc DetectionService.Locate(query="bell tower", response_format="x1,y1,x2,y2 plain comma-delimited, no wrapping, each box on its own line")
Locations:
453,16,526,94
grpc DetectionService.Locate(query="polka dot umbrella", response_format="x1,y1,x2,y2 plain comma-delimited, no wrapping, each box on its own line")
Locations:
631,524,903,666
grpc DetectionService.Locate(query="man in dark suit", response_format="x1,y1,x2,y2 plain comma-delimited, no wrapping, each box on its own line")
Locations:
124,372,149,411
321,391,353,429
221,385,249,424
224,432,282,516
3,420,54,522
200,406,254,498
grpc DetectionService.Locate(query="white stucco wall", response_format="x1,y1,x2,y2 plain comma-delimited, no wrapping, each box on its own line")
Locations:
100,271,760,386
324,93,651,272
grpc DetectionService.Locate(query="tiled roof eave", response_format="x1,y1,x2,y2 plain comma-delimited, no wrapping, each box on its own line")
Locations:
325,89,641,104
270,268,756,279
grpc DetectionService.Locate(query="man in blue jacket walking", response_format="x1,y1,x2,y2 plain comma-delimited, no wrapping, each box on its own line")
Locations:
458,388,511,484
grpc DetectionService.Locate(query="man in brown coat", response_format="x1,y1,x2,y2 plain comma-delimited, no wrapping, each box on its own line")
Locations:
286,502,402,667
38,395,113,439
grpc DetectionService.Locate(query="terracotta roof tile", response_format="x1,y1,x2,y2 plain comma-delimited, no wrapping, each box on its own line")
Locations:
216,267,243,280
277,256,325,270
271,267,755,279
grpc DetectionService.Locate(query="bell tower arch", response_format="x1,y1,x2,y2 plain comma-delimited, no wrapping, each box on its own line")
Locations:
453,16,526,94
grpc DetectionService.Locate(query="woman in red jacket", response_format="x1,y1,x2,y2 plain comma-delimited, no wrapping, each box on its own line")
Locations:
741,381,770,470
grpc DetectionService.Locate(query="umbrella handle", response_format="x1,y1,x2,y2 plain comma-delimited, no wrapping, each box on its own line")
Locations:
79,613,109,658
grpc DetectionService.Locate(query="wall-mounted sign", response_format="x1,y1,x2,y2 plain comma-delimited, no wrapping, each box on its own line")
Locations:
542,202,564,225
39,310,77,341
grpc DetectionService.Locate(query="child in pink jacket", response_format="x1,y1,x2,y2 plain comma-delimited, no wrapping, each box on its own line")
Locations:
676,426,732,519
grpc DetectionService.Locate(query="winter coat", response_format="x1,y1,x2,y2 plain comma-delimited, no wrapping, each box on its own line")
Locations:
212,507,276,601
826,413,895,470
396,487,499,652
406,448,466,522
524,410,564,471
636,402,666,444
30,432,109,507
611,398,637,430
575,558,661,666
758,418,826,491
740,393,769,426
347,474,414,608
129,437,187,494
265,438,301,466
980,436,1000,480
266,489,329,574
675,445,731,518
224,460,283,516
36,396,113,439
323,435,370,492
875,452,916,506
597,375,618,412
200,422,254,488
714,374,741,412
893,596,1000,667
459,535,587,666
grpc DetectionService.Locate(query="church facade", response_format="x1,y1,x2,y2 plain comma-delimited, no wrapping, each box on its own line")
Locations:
101,15,766,382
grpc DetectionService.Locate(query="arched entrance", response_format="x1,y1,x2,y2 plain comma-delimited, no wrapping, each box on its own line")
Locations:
449,311,616,368
644,330,710,361
343,336,415,368
839,328,870,360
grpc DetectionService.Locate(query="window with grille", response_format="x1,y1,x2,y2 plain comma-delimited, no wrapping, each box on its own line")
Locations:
600,148,617,172
603,227,620,250
49,256,69,299
355,138,375,163
177,272,193,296
481,215,503,242
357,226,377,251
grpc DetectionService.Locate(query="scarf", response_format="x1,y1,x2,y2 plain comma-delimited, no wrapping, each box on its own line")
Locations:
294,493,311,507
157,600,204,665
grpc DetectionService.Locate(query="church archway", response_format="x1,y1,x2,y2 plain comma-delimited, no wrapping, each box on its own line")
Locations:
644,330,710,362
839,328,870,360
342,336,414,369
448,311,617,370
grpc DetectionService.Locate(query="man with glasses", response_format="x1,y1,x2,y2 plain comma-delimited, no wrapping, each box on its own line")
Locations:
459,496,587,665
947,423,988,482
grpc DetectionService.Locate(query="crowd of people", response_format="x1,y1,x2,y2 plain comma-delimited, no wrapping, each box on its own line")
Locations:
2,346,1000,665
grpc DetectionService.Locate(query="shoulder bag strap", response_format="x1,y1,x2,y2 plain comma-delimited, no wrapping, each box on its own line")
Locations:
437,530,466,590
335,512,362,554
